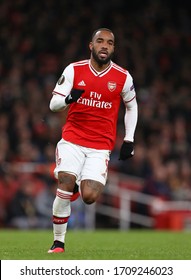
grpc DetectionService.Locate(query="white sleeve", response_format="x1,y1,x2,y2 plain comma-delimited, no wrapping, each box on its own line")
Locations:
49,64,74,112
121,73,138,142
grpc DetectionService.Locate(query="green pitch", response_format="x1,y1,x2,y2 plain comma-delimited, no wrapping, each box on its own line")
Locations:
0,229,191,260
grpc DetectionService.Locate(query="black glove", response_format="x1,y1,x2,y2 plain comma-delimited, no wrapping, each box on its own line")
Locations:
65,88,85,104
119,141,134,160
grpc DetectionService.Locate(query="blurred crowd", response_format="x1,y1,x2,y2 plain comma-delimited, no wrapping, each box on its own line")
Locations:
0,0,191,228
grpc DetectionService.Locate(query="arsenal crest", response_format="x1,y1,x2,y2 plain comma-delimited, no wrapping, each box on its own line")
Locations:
108,81,116,92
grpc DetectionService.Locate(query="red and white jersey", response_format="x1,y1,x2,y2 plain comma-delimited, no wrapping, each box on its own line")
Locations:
52,59,136,150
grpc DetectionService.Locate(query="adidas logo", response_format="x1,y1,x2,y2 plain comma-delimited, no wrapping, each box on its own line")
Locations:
78,80,86,86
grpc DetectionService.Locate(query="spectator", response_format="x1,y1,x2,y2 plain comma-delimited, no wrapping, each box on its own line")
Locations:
6,177,40,229
35,179,57,228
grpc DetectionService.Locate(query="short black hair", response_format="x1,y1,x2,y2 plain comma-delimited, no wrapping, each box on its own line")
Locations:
91,28,114,41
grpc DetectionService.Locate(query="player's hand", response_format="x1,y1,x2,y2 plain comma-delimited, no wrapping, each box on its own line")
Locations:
65,88,85,104
119,141,134,160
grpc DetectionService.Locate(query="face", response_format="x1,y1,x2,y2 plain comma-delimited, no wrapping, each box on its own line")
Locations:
89,30,115,66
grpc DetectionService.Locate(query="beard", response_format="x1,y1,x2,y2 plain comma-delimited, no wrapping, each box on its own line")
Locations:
91,47,113,66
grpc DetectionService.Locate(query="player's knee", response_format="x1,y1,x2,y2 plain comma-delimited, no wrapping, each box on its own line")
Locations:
57,171,76,191
81,180,103,205
82,191,97,204
81,190,97,205
82,196,96,205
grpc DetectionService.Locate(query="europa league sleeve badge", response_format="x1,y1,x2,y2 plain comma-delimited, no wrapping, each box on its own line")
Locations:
57,75,65,85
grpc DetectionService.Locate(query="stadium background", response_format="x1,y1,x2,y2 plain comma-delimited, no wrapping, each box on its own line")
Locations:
0,0,191,230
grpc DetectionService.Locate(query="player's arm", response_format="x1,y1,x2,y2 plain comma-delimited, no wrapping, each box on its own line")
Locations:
49,64,84,112
119,74,138,160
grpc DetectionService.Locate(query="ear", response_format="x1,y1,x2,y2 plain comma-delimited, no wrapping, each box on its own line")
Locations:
89,42,93,51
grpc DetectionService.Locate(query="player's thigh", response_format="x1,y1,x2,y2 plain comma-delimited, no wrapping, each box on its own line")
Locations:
81,149,110,185
54,139,85,179
80,149,110,202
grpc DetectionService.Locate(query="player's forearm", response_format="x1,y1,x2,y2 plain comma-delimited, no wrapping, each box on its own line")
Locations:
124,98,138,142
49,94,68,112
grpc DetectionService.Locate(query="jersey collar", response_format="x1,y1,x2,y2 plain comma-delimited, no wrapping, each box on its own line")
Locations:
89,60,112,77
